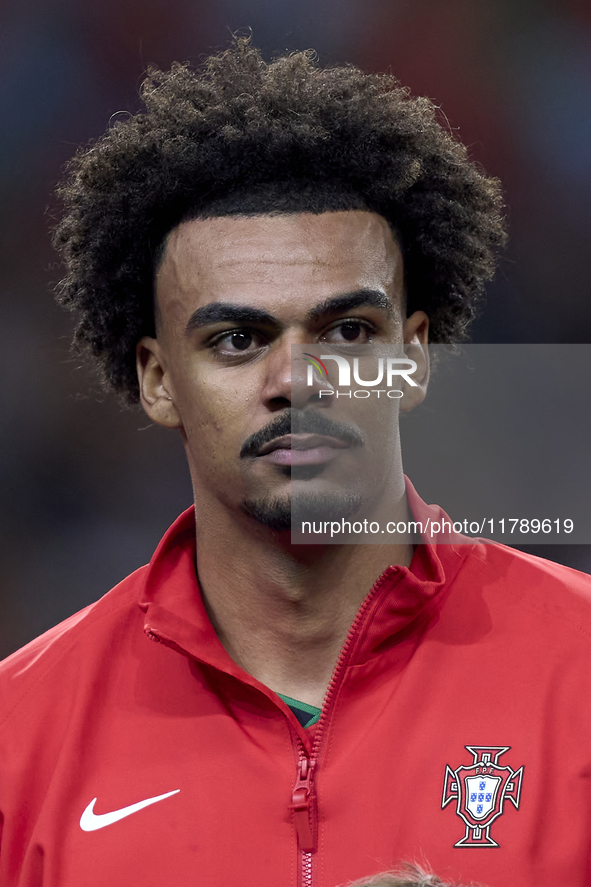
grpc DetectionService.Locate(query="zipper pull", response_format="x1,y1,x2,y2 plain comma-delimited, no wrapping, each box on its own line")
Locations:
291,757,316,852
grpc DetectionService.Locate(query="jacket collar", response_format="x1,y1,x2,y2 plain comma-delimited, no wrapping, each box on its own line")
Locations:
351,480,471,659
139,480,473,678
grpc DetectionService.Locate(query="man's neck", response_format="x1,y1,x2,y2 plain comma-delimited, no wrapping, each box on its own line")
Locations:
193,500,413,709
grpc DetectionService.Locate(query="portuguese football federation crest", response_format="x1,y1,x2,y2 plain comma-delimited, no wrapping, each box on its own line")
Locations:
442,746,523,847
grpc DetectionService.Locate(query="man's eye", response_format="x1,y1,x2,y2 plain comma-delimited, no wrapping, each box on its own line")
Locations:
321,320,374,344
225,331,254,351
209,329,266,356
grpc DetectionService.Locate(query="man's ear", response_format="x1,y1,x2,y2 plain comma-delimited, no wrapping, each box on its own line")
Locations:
136,337,183,429
400,310,429,413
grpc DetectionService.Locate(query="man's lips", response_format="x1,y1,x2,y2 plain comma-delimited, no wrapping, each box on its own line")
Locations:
257,433,350,466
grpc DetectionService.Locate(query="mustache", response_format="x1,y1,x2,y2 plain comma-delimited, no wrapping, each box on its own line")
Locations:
240,409,365,459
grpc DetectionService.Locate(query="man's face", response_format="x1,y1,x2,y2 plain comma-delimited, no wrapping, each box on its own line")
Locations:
137,211,428,530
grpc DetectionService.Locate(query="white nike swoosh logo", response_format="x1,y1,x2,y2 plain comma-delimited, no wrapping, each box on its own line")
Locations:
80,789,180,831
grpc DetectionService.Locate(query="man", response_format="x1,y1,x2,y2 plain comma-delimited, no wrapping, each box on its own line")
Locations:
0,37,589,887
344,863,476,887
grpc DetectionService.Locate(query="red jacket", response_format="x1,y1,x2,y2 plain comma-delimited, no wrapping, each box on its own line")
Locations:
1,486,590,887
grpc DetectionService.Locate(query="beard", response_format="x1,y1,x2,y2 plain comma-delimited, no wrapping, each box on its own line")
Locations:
241,488,363,531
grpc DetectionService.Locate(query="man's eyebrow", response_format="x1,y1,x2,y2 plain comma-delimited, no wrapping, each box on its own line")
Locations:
184,288,394,334
306,289,394,322
185,303,280,333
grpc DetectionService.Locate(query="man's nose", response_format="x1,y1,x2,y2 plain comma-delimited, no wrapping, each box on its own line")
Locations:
261,341,333,411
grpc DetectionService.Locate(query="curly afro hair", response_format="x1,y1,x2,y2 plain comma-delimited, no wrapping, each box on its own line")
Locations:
53,37,506,405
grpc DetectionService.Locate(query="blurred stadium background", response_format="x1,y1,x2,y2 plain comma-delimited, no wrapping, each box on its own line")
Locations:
1,0,590,657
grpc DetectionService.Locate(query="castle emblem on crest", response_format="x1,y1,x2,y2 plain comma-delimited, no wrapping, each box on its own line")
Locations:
442,746,524,847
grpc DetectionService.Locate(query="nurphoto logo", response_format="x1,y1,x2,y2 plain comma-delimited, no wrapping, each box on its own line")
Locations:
304,353,418,399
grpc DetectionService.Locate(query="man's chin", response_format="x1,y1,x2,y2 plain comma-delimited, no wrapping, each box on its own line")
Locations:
241,491,363,531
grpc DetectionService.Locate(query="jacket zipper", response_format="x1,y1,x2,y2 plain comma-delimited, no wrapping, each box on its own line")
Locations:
292,570,392,887
292,752,316,851
301,849,313,887
292,749,316,887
